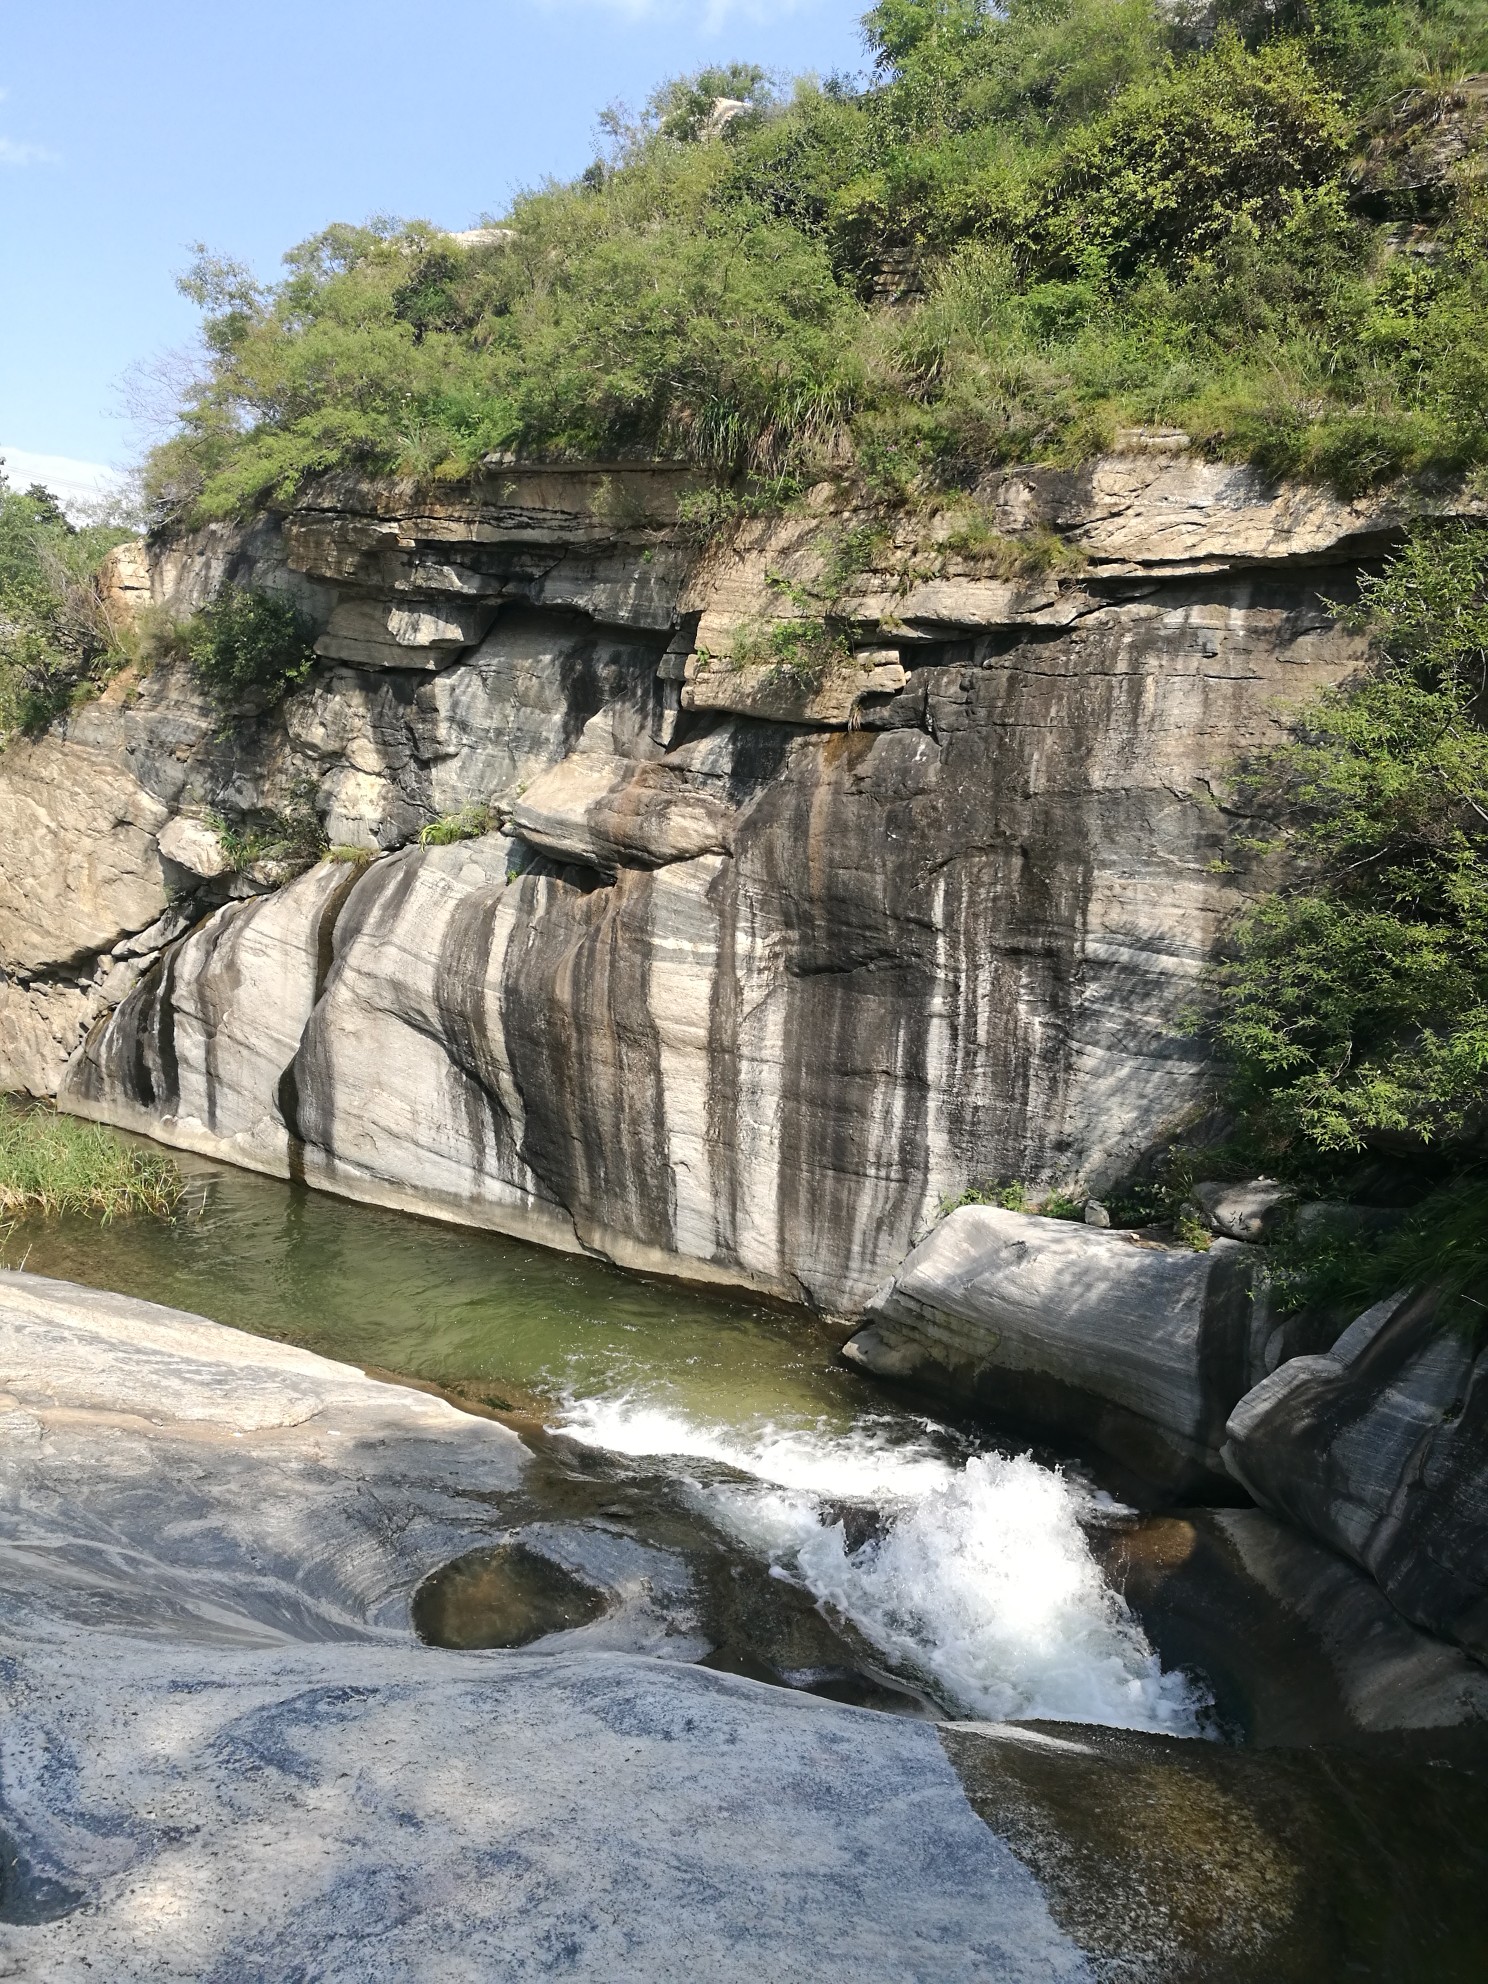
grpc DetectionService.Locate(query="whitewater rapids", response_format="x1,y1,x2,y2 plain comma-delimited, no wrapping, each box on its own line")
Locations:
558,1397,1206,1734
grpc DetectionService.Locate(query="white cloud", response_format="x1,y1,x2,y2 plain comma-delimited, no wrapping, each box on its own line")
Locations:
0,447,124,520
0,136,58,167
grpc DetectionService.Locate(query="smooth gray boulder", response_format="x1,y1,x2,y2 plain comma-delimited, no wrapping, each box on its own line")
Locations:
1192,1178,1295,1242
845,1207,1261,1494
0,1271,1089,1982
1223,1287,1488,1664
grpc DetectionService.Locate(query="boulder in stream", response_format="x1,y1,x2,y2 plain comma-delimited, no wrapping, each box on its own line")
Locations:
844,1206,1262,1495
1224,1286,1488,1665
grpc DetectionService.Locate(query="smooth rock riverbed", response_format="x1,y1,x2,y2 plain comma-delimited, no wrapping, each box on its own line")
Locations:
0,1270,1085,1982
3,1263,1488,1979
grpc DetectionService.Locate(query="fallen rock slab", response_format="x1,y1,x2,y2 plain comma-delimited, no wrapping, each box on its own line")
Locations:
1224,1287,1488,1665
845,1207,1260,1495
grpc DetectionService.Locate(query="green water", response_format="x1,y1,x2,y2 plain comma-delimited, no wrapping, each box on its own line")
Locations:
4,1148,877,1435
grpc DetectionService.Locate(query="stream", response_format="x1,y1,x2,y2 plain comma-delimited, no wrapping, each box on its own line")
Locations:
9,1148,1488,1976
4,1149,1202,1732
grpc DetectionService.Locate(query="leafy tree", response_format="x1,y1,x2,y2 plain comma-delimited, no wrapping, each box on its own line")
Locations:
0,467,133,741
1216,524,1488,1165
1018,34,1351,283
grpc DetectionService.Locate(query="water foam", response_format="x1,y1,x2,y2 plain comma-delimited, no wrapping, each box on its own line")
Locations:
558,1397,1206,1734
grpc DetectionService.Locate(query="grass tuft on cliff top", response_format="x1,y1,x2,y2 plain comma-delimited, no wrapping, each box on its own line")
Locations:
146,0,1488,523
0,1101,184,1222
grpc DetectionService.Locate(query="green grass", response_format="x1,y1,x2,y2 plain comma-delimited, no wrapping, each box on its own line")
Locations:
208,787,329,876
418,804,494,846
938,1177,1086,1219
1267,1173,1488,1324
0,1100,183,1221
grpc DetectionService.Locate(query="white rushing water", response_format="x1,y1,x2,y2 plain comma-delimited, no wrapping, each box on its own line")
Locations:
558,1397,1207,1735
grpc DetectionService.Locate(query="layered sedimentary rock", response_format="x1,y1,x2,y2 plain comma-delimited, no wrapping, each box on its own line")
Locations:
7,451,1425,1312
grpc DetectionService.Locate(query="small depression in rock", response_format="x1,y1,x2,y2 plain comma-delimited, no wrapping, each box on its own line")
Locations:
414,1542,610,1650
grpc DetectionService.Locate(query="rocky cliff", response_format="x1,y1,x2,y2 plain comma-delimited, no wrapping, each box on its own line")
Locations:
0,451,1428,1312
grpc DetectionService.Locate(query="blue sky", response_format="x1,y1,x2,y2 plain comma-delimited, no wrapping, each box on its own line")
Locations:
1,0,867,501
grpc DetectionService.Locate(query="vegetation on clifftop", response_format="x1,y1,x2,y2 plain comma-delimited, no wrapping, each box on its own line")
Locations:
0,469,133,740
148,0,1488,521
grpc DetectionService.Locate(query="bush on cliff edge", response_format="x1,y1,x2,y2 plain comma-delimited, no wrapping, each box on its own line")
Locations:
0,470,133,742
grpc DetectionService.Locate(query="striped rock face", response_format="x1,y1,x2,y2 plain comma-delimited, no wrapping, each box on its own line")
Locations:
34,455,1393,1314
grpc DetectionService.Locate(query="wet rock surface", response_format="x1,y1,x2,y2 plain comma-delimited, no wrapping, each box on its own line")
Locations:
412,1541,611,1649
941,1717,1488,1983
1095,1507,1488,1745
2,1271,1485,1979
0,1270,1088,1982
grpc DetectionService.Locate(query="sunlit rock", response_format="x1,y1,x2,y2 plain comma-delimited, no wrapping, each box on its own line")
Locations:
846,1206,1262,1494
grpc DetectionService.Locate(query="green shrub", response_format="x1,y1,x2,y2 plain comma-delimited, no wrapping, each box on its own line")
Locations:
0,470,134,742
939,1178,1088,1218
144,1,1488,519
208,785,328,876
729,615,853,689
940,1177,1030,1214
181,584,316,706
1038,1189,1087,1221
418,803,494,845
1268,1170,1488,1321
0,1100,182,1220
1017,35,1351,285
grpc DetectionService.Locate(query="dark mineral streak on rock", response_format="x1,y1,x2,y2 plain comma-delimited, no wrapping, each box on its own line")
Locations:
703,840,743,1271
431,877,521,1186
69,938,185,1118
276,864,366,1181
1197,1247,1261,1457
288,854,423,1169
763,730,936,1310
500,861,673,1259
